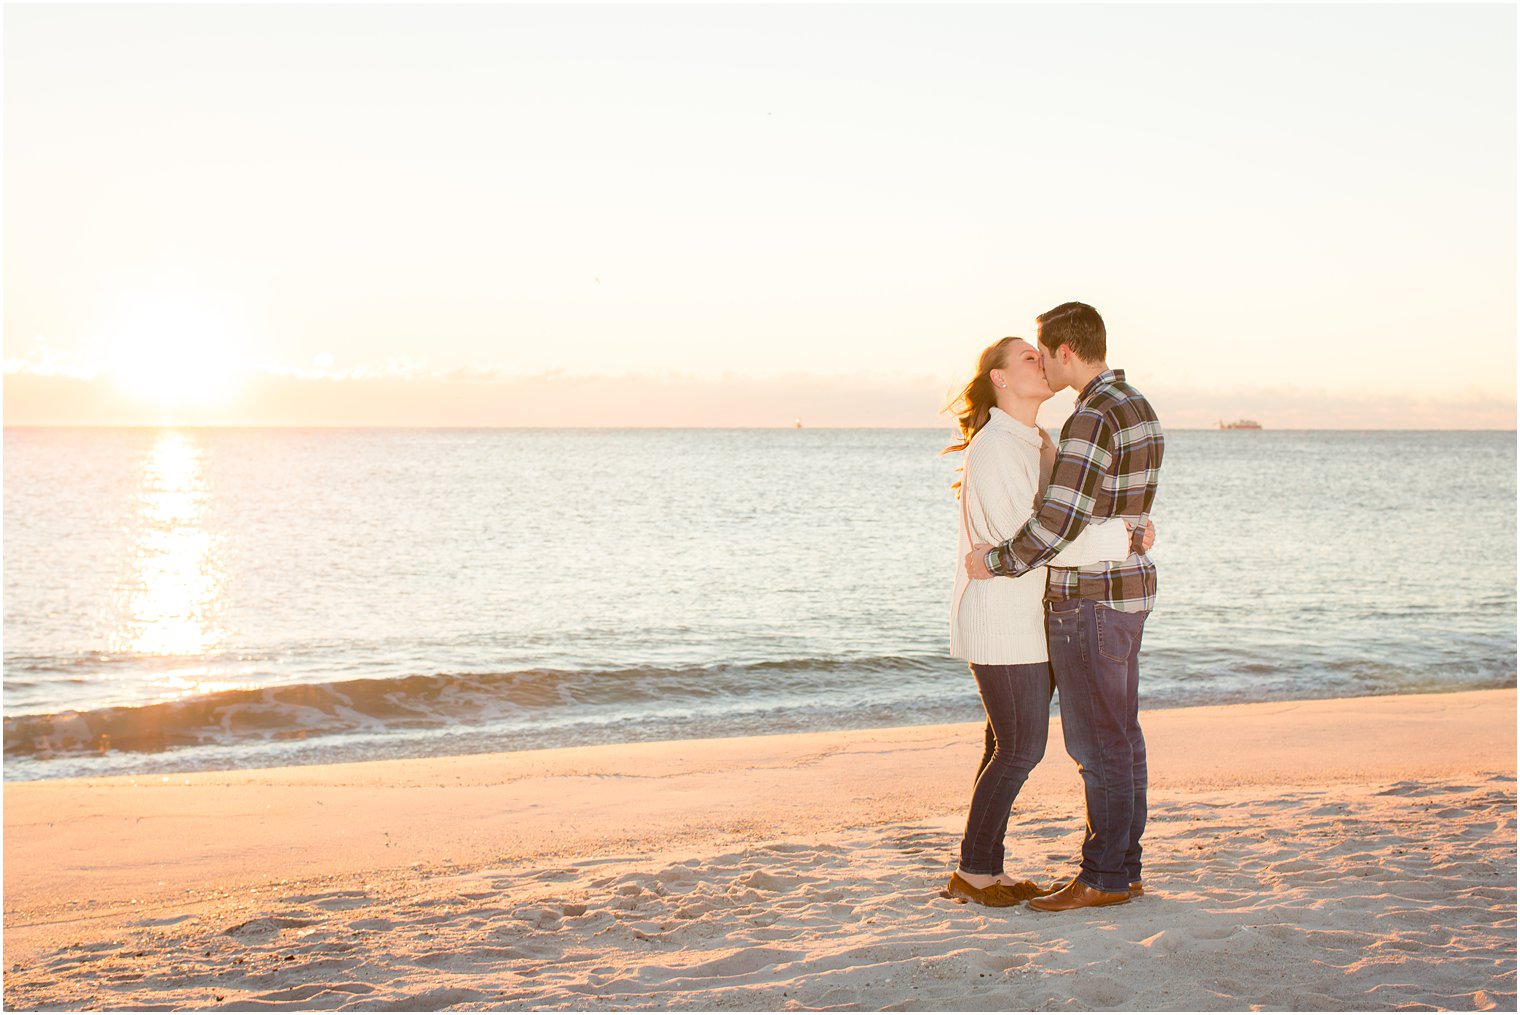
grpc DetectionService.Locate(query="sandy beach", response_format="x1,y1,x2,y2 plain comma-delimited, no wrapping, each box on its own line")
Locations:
4,688,1515,1011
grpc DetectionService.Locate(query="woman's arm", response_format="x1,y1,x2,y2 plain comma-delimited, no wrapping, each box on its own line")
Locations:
1049,516,1132,566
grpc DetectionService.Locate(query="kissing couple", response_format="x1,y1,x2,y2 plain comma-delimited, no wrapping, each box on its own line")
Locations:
945,301,1165,912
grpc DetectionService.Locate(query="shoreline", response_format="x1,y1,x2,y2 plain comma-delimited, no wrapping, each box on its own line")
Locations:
8,676,1515,786
5,687,1515,1010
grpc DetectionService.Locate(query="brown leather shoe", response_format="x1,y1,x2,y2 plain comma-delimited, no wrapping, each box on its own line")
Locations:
1129,881,1144,898
946,873,1051,907
1026,877,1131,912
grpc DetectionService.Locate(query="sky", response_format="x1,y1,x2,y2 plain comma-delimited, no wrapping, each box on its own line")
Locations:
4,3,1516,428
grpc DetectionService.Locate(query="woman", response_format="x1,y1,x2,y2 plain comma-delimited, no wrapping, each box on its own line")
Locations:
945,336,1151,907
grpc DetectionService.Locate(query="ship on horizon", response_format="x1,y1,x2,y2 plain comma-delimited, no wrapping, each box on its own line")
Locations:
1218,419,1263,430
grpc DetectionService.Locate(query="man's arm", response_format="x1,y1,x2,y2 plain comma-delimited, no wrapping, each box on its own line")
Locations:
983,409,1113,578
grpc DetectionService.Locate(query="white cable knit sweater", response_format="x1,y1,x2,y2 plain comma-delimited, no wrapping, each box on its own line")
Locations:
950,407,1132,665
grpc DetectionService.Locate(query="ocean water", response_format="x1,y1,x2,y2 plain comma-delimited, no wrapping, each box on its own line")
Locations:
4,427,1515,781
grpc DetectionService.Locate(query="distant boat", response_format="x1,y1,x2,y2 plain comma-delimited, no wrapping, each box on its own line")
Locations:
793,419,803,429
1218,419,1263,430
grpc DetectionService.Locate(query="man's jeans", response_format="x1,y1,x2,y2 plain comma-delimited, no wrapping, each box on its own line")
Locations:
1046,598,1149,893
958,661,1053,876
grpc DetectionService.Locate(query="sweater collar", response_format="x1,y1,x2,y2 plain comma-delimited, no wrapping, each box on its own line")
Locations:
985,406,1044,448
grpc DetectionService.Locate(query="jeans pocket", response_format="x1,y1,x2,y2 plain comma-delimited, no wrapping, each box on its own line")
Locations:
1045,603,1080,635
1045,600,1086,662
1094,605,1136,664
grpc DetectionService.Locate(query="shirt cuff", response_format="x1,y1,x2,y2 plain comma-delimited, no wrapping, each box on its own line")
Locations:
987,544,1027,578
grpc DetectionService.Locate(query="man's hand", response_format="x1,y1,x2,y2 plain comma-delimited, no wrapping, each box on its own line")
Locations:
965,543,995,580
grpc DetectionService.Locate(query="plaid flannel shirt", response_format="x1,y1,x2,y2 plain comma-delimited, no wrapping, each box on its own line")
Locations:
985,369,1164,612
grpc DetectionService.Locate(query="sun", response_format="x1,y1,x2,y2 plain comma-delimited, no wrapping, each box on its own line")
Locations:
106,300,245,410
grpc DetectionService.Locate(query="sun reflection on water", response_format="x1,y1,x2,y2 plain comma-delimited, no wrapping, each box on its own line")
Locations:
122,431,223,659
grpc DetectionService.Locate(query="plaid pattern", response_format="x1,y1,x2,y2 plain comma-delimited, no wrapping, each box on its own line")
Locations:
985,369,1164,612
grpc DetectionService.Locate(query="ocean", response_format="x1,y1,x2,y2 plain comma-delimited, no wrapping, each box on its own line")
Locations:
4,427,1515,781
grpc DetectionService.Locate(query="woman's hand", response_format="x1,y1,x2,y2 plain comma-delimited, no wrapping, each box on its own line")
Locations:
1122,518,1158,554
1037,429,1057,492
965,543,995,580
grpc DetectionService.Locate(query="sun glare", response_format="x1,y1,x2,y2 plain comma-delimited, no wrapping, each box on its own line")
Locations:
122,431,223,658
107,302,245,411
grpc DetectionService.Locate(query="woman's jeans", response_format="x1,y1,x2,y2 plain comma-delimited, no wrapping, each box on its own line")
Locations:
958,661,1054,875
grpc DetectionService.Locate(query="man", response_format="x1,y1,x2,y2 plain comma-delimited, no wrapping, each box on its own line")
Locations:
964,301,1164,912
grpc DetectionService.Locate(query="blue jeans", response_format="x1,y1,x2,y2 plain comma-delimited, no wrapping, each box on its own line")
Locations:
1046,598,1149,893
958,661,1053,875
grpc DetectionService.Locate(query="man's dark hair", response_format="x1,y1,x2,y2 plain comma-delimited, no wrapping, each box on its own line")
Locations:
1036,302,1106,363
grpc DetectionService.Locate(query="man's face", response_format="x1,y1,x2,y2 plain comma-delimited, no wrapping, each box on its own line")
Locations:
1037,343,1068,392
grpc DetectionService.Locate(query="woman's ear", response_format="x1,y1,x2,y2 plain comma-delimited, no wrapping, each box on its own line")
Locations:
988,369,1004,391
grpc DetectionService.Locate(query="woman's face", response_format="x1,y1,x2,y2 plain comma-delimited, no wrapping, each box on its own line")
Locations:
995,339,1054,401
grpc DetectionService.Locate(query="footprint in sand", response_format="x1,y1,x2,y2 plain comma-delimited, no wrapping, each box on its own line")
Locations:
763,841,841,856
371,987,490,1010
281,890,376,911
250,983,328,1003
130,914,194,927
410,946,528,969
513,906,564,930
641,946,807,983
888,832,940,851
1266,858,1317,874
671,898,722,920
738,870,805,893
570,855,643,867
1070,975,1135,1007
222,917,317,939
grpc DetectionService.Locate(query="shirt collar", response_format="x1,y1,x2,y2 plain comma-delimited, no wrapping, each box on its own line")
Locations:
1076,368,1124,407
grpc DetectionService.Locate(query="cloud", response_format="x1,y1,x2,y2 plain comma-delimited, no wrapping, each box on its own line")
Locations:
4,368,1513,429
1141,382,1517,431
3,337,99,381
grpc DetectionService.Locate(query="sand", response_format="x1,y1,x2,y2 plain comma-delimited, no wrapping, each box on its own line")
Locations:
4,688,1515,1011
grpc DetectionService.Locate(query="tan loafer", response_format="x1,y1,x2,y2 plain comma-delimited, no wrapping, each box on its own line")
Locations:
946,873,1052,907
1026,877,1131,912
1129,881,1144,898
995,874,1062,897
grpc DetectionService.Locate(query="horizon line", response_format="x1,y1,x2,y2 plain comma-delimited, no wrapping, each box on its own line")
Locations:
5,424,1517,433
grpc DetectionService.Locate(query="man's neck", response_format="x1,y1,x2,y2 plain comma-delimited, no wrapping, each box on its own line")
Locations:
1066,359,1110,395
